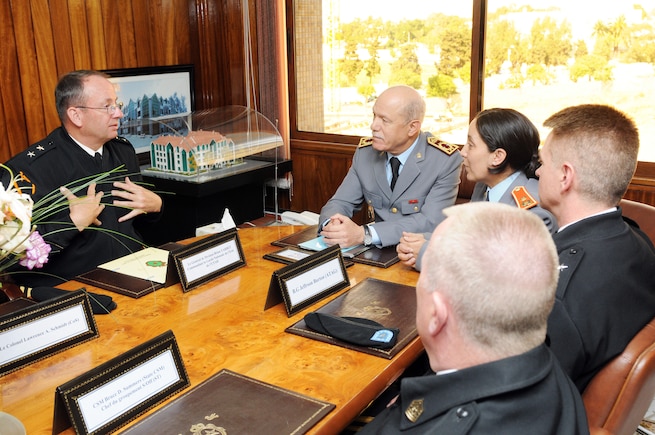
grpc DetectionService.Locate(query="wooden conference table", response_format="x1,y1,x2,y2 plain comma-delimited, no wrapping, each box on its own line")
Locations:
0,225,423,434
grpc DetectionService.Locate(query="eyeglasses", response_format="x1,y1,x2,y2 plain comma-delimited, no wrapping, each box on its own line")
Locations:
75,102,124,115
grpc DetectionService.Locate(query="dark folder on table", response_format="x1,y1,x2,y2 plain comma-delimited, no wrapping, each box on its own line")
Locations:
75,242,184,298
271,226,399,268
119,369,334,435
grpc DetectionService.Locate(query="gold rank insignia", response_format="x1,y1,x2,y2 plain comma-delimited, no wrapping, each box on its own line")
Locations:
358,137,373,147
511,186,538,210
427,136,459,155
405,398,424,423
367,203,375,221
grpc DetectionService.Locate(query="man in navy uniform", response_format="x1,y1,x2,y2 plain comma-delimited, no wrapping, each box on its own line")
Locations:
2,70,162,287
537,104,655,392
359,202,589,434
318,85,463,248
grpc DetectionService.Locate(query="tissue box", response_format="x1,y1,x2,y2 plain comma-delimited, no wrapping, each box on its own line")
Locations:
195,223,225,236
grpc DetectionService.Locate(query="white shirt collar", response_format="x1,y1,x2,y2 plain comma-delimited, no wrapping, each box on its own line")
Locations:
70,135,103,157
557,207,617,232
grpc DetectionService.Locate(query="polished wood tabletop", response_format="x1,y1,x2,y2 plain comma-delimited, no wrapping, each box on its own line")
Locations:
0,225,422,434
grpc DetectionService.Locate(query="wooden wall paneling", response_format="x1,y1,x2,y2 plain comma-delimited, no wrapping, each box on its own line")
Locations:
68,0,93,69
84,1,108,70
625,186,655,205
189,0,248,110
150,0,175,65
131,0,155,66
0,1,28,163
115,0,138,68
244,0,259,111
189,0,220,109
255,0,283,142
100,0,124,68
32,0,59,135
218,0,246,106
172,0,193,66
289,140,355,213
0,87,10,165
49,0,77,76
11,0,47,148
627,164,655,206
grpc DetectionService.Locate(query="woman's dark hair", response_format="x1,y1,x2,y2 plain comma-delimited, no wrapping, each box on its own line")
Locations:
474,108,541,178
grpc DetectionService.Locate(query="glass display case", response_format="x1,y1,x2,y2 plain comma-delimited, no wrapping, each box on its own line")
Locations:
132,106,284,183
133,106,291,245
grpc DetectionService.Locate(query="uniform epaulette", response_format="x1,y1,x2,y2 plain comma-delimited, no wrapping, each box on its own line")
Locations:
23,140,55,163
511,186,538,210
113,136,132,146
358,137,373,148
427,136,459,155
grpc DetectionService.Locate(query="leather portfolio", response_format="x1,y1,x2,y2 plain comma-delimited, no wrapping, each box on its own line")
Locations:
350,245,399,268
0,297,36,318
286,278,418,359
270,226,399,268
120,369,335,435
75,242,184,298
270,225,319,247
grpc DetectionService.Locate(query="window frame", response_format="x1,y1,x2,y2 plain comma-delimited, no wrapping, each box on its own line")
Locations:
285,0,655,180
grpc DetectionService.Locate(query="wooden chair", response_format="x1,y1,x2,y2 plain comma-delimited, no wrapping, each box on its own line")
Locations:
620,198,655,243
582,318,655,435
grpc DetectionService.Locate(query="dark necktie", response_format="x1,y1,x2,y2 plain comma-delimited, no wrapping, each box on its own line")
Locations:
390,157,401,191
94,152,102,168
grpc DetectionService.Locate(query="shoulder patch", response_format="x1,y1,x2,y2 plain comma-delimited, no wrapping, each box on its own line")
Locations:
113,136,133,146
358,137,373,147
22,140,55,163
511,186,538,210
427,136,459,155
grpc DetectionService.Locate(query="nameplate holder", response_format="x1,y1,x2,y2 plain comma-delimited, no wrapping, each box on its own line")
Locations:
52,329,189,435
265,244,350,317
173,227,246,292
0,289,98,378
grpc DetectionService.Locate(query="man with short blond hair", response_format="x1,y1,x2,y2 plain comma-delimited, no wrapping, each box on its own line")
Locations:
360,202,589,434
537,104,655,392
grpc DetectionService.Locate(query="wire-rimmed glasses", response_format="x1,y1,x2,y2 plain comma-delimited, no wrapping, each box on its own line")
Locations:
75,102,124,115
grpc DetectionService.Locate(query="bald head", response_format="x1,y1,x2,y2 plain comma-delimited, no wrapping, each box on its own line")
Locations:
377,85,426,124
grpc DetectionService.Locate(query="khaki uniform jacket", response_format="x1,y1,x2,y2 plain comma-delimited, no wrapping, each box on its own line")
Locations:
319,131,463,247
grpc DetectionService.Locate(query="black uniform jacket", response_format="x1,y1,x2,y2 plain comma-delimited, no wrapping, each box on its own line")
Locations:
547,208,655,392
2,127,159,287
359,344,589,434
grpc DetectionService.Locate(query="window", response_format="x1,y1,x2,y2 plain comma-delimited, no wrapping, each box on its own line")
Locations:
289,0,655,163
483,0,655,163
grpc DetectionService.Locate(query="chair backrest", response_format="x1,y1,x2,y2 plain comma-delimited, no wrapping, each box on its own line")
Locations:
620,198,655,243
582,318,655,435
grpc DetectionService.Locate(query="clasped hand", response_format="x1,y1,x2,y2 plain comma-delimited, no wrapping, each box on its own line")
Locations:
396,231,426,267
320,213,363,248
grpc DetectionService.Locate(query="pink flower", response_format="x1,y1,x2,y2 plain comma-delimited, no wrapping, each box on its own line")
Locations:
19,231,51,270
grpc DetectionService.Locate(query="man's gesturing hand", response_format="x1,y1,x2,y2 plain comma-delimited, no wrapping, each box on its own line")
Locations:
60,183,104,231
112,177,162,222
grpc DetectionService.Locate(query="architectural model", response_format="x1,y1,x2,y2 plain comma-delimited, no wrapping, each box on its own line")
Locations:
149,130,279,175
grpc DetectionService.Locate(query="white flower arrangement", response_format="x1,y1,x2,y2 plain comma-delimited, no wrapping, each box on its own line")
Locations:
0,167,51,272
